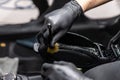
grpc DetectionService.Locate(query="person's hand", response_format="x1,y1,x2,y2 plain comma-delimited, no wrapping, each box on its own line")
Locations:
37,0,83,50
41,61,92,80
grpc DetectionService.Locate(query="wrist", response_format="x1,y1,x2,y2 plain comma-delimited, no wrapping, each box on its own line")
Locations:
75,0,112,12
63,0,83,17
75,0,93,12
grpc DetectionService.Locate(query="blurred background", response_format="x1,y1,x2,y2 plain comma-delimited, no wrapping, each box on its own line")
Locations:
0,0,120,25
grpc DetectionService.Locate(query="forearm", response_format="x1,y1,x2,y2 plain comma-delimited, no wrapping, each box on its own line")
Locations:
76,0,112,12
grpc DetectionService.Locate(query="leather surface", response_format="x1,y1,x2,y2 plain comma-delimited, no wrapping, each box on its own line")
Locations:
85,61,120,80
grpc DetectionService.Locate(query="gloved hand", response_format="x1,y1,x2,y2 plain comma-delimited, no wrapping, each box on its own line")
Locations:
37,0,83,50
41,61,92,80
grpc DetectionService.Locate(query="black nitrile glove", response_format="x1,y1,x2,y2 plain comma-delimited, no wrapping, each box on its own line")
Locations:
37,0,83,50
41,61,92,80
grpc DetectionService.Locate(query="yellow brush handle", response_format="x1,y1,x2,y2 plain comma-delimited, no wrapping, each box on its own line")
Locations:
47,43,59,54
